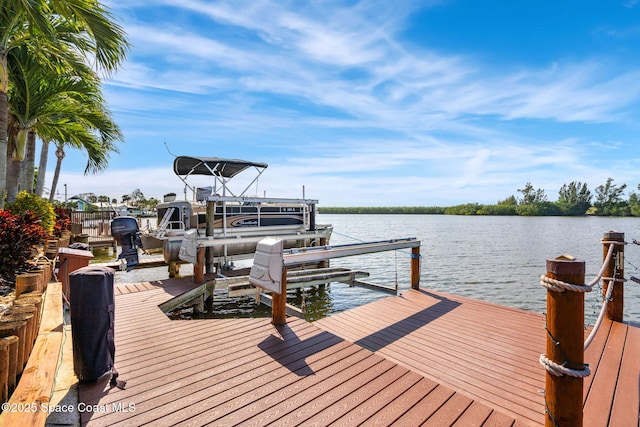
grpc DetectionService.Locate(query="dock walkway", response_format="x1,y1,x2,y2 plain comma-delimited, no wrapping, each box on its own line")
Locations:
76,278,639,426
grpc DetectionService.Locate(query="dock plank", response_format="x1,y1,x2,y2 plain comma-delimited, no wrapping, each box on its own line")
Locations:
315,289,545,425
77,279,518,427
608,322,640,427
582,321,626,426
73,277,638,426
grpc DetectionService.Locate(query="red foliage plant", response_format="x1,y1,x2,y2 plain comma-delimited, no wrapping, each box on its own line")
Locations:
0,209,48,283
53,207,72,237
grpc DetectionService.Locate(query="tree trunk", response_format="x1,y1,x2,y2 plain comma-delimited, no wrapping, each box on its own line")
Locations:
19,130,36,193
49,144,65,203
35,139,50,197
4,142,20,203
0,53,8,209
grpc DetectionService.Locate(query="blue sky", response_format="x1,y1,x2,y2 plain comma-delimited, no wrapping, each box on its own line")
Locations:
48,0,640,206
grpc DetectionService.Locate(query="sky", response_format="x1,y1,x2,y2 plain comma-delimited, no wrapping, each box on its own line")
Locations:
45,0,640,207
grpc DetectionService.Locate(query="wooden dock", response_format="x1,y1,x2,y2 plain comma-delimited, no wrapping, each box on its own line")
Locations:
73,278,639,426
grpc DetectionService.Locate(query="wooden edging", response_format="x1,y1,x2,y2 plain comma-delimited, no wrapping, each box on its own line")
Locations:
0,282,64,426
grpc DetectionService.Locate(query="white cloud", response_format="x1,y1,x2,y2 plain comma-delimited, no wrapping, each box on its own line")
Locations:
86,1,640,206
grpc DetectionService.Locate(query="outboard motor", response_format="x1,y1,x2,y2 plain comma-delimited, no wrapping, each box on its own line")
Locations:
111,216,143,270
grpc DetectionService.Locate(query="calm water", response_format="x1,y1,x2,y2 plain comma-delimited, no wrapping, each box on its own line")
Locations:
110,214,640,325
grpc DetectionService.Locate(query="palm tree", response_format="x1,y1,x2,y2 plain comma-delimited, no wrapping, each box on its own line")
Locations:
0,0,128,208
6,43,121,202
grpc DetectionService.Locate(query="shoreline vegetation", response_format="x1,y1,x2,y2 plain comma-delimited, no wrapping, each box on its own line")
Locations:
320,179,640,217
318,204,639,217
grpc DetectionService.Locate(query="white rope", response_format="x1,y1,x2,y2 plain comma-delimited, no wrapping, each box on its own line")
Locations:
539,241,624,372
539,275,592,293
584,277,616,350
539,354,591,377
586,243,616,288
539,243,619,293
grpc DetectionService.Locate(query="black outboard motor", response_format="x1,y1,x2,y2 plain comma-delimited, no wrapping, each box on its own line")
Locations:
111,216,143,270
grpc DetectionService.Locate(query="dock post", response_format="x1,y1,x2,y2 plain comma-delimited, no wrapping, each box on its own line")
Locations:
319,237,329,269
602,231,624,322
272,264,287,326
411,246,421,290
194,247,205,283
206,201,215,274
544,256,585,427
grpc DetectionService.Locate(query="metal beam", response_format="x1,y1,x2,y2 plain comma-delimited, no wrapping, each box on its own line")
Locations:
283,238,420,266
194,231,329,248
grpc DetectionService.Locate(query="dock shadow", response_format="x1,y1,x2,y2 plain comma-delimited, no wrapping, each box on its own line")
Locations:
354,289,461,352
258,323,341,377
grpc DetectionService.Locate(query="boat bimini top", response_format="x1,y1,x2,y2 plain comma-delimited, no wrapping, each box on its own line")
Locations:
173,156,269,199
173,156,268,178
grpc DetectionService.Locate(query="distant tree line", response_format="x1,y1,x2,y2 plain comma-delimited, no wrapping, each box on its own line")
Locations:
320,178,640,217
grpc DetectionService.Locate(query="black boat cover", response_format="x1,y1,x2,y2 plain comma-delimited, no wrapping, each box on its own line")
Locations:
173,156,268,178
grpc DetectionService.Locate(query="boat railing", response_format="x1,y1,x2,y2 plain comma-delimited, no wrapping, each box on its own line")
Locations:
207,195,319,206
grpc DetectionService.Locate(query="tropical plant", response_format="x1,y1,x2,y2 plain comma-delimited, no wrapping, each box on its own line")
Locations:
45,101,123,202
7,191,56,233
53,206,72,237
0,209,48,282
0,0,129,208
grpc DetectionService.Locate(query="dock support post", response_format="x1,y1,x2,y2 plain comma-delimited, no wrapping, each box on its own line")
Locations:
411,246,421,290
194,247,205,283
272,264,287,326
602,231,624,322
319,237,329,269
168,262,180,278
544,256,585,427
206,201,215,274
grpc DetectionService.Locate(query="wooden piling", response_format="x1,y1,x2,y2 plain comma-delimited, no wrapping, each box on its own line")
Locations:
0,322,26,377
411,246,421,290
272,265,287,326
2,307,37,369
544,256,585,427
13,293,43,330
206,201,216,274
168,262,180,278
319,237,329,269
0,339,8,403
2,336,18,394
14,273,41,298
194,247,205,283
602,231,624,322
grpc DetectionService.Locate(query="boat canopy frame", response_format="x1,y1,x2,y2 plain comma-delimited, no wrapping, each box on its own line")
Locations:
173,156,269,199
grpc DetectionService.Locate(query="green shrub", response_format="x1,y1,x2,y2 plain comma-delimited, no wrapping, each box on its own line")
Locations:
7,192,56,234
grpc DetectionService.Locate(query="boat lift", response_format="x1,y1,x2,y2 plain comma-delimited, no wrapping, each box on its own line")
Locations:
249,237,422,325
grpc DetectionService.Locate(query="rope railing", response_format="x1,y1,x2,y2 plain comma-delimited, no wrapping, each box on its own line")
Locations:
583,274,616,350
539,242,617,294
541,233,628,426
539,241,624,378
